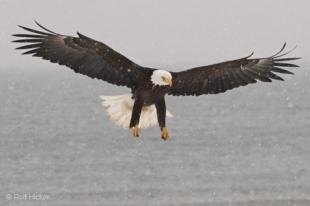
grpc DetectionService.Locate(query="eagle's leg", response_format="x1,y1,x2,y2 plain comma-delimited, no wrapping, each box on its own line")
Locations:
129,99,143,138
155,98,169,141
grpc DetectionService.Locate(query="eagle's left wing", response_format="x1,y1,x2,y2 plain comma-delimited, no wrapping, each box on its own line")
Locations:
168,43,300,96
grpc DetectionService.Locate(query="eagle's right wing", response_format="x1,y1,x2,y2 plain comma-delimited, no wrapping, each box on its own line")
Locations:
168,43,300,96
13,22,150,88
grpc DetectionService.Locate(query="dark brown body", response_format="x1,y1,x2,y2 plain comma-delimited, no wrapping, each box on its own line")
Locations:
129,82,170,129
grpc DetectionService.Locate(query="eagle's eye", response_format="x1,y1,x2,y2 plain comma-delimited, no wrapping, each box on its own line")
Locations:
162,76,166,81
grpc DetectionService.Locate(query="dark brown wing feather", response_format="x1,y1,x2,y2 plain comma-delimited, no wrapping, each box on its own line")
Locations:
13,22,149,88
168,43,300,96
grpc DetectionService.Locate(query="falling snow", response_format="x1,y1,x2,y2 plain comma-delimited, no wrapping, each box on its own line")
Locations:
1,0,310,205
0,67,309,206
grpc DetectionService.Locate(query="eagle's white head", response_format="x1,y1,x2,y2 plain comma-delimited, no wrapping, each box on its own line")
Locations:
151,70,173,87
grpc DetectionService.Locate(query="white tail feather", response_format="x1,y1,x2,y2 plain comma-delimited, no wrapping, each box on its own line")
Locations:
100,94,173,129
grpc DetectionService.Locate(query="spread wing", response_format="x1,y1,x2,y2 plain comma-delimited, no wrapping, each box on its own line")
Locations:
168,43,300,96
13,22,149,88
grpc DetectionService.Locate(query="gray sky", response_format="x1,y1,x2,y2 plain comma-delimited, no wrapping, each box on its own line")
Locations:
1,0,309,70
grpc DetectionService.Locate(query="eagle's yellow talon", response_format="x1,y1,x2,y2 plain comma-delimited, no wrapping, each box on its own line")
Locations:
161,127,170,141
131,125,140,138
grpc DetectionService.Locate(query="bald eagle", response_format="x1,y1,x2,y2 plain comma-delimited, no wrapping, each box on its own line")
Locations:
13,22,300,140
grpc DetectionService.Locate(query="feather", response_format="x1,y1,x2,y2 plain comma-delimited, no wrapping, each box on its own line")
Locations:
271,67,294,74
274,63,299,67
12,34,45,38
22,48,40,55
16,43,42,50
274,57,301,62
18,25,50,35
12,39,43,43
268,72,284,81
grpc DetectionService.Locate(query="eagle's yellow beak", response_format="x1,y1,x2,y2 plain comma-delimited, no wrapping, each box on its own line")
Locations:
162,76,173,87
164,78,172,87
